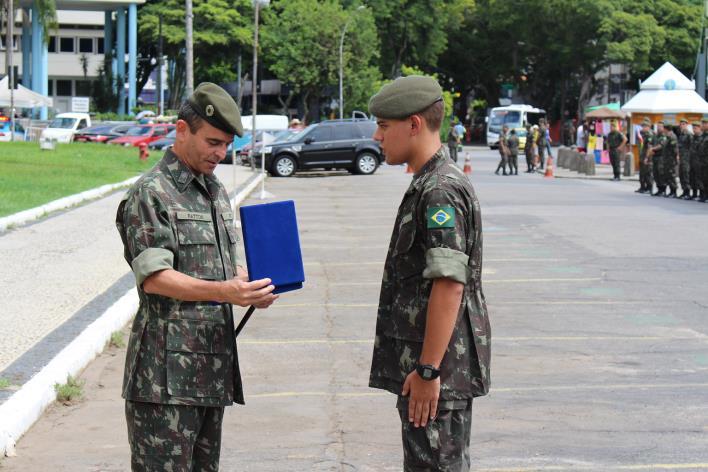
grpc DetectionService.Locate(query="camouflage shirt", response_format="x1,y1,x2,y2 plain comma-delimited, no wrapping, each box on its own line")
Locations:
116,149,244,407
607,130,624,150
640,129,654,159
677,129,692,160
508,134,519,155
369,147,491,404
661,131,678,163
691,132,704,165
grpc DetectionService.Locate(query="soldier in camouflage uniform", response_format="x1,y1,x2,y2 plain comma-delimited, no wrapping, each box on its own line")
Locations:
650,121,668,196
689,122,702,200
116,83,278,471
524,125,534,172
661,123,679,197
699,118,708,202
507,128,519,175
536,119,547,170
495,125,509,175
368,75,491,472
636,118,654,194
606,121,626,181
677,118,693,199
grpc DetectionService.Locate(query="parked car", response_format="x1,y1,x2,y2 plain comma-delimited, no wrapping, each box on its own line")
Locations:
148,129,176,150
74,123,133,143
0,116,26,142
242,129,302,166
108,124,175,147
253,119,381,177
39,112,91,143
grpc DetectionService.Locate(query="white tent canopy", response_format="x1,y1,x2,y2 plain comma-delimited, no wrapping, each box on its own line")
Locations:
621,62,708,114
0,77,54,108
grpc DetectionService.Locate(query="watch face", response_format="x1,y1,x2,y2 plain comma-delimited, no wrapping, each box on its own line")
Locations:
423,368,432,378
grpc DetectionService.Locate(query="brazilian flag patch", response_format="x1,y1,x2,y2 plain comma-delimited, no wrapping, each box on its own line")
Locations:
427,206,455,229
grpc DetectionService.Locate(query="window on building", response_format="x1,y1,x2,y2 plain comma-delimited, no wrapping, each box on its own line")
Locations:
60,37,75,53
78,38,94,54
48,36,57,53
75,80,92,96
48,80,54,96
97,38,105,54
56,80,72,96
0,35,18,51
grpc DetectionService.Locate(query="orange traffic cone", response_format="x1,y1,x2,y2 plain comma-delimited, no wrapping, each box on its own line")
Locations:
544,156,554,178
463,153,472,175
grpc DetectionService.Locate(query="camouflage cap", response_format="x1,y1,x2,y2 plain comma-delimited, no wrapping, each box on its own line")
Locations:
656,120,665,125
702,117,708,123
680,118,689,124
187,82,244,137
368,75,443,119
641,117,652,126
692,121,701,127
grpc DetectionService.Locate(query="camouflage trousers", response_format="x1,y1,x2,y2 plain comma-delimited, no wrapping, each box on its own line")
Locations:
508,153,518,174
397,397,473,472
679,156,692,192
639,157,653,191
125,400,224,472
652,156,665,191
609,149,622,179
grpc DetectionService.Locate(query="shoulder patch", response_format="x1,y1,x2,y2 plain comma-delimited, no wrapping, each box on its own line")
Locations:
427,206,455,229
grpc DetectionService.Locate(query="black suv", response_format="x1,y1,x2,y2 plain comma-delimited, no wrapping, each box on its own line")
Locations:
256,119,382,177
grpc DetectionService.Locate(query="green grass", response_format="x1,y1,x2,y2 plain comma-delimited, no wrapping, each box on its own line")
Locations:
0,142,160,217
0,377,10,389
54,375,85,403
109,330,126,349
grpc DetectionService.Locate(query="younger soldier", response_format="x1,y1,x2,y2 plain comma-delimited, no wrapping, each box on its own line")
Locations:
116,83,278,471
636,118,654,194
689,122,703,200
606,121,626,181
650,121,667,196
368,75,491,472
677,118,693,198
508,128,520,175
495,125,509,175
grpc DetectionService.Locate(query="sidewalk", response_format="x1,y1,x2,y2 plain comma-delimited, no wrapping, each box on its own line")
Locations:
0,163,260,454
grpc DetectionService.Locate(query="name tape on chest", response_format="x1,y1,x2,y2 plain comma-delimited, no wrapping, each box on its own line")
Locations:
427,206,455,229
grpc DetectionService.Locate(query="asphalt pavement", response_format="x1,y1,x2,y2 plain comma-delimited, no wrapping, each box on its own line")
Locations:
2,146,708,471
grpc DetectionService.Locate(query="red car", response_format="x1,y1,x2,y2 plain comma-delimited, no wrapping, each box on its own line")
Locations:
108,124,175,147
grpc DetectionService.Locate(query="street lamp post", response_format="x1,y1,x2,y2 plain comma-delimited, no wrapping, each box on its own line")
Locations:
338,5,365,120
251,0,270,199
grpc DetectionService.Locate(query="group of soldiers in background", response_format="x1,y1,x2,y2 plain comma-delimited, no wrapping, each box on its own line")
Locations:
496,118,552,175
637,117,708,201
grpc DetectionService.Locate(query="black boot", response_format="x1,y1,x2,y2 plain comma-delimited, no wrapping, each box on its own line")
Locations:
667,188,677,198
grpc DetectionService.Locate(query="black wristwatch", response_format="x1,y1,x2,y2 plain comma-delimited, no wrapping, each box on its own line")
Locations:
416,364,441,381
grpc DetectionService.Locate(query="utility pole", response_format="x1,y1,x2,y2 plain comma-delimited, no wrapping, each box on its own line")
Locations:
185,0,193,97
250,0,260,172
157,14,163,116
6,0,15,141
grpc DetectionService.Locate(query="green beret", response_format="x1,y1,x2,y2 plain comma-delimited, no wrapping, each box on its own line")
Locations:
187,82,244,137
368,75,443,119
680,118,688,124
642,117,652,126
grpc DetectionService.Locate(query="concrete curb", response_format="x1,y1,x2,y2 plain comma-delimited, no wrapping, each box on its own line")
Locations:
0,171,265,457
0,176,142,233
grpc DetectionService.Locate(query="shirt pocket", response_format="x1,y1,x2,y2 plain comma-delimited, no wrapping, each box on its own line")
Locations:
175,211,219,280
221,211,239,273
165,317,229,398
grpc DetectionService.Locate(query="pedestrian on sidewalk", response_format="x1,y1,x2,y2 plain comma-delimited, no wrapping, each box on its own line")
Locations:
495,125,510,175
116,82,278,471
507,128,519,175
606,121,627,181
367,75,491,472
524,125,535,172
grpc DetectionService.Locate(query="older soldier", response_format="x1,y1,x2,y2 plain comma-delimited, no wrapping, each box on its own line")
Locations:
495,124,509,175
368,75,491,472
689,121,703,200
650,121,668,196
677,119,693,198
524,125,534,172
116,83,278,471
636,118,654,193
508,128,520,175
606,121,626,181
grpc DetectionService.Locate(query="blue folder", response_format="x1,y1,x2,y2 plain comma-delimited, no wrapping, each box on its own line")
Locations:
239,200,305,294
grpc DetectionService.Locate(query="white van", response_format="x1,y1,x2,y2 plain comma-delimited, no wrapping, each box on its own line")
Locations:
240,114,288,131
486,105,545,148
40,112,92,143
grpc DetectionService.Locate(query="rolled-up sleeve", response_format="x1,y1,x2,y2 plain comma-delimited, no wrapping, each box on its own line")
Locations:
421,187,470,285
122,187,176,287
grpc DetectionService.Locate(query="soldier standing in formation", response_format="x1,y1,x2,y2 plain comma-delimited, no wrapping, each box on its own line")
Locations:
368,75,491,471
507,128,519,175
635,118,654,193
660,122,679,197
495,124,509,175
677,118,693,199
689,121,703,200
650,121,667,196
524,125,535,172
116,83,278,471
698,118,708,202
606,121,627,181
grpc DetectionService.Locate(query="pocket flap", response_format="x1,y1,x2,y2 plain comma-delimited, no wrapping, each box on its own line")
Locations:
177,220,216,245
166,319,227,354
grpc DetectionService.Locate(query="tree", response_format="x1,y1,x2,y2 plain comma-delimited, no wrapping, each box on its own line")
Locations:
261,0,380,122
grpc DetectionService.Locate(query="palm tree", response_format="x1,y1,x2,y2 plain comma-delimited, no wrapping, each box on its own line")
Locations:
32,0,58,44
